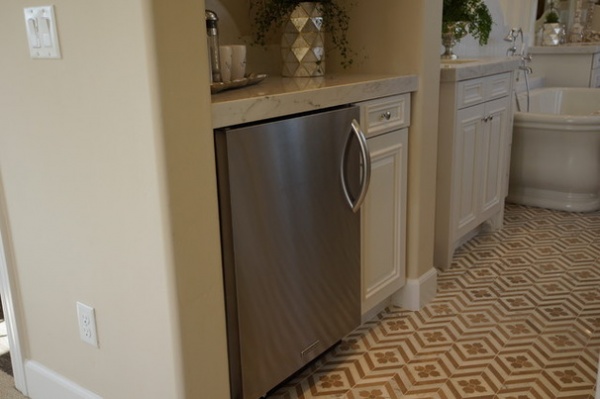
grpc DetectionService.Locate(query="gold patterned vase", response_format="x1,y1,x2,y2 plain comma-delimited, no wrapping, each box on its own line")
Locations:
281,2,325,77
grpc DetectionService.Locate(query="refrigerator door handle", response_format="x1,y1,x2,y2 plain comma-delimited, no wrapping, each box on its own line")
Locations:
352,119,372,212
341,119,371,213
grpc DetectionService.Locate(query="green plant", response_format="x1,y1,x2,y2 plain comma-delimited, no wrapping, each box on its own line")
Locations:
442,0,493,45
250,0,354,68
545,9,560,23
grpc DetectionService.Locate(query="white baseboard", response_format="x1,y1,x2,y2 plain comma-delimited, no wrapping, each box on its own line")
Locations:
596,355,600,399
391,267,438,311
25,361,102,399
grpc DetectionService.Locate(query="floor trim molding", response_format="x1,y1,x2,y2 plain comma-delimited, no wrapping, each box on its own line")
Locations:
25,361,102,399
596,355,600,399
391,267,437,311
0,186,27,395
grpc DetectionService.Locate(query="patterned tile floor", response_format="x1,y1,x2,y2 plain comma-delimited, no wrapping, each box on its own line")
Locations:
267,204,600,398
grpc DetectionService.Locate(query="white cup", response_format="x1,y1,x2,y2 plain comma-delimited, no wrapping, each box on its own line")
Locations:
230,45,247,80
219,45,232,82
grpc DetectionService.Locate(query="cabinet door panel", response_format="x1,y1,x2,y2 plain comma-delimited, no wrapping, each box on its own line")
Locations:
361,129,407,314
454,104,483,238
480,97,509,218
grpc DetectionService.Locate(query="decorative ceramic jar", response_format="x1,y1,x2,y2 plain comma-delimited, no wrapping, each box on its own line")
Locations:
281,2,325,77
543,22,564,45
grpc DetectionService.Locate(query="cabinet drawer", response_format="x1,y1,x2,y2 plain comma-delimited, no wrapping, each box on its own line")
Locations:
360,94,410,137
486,72,512,100
457,72,512,109
457,78,485,108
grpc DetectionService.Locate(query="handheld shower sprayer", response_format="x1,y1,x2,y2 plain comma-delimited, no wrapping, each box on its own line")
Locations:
505,27,532,112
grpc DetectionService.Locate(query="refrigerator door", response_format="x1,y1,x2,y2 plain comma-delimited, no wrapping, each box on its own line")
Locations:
216,106,363,399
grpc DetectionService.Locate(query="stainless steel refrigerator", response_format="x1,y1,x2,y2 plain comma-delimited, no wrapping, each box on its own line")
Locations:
215,105,369,399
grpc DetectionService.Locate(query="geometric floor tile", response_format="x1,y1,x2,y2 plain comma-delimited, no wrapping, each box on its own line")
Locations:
266,204,600,399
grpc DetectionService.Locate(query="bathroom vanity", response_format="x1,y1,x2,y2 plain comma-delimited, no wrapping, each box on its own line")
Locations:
529,44,600,87
435,58,520,271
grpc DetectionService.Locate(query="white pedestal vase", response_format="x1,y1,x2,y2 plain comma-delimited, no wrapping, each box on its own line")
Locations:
281,2,325,77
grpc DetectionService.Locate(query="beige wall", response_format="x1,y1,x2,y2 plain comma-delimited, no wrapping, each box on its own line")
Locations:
149,0,230,397
0,0,228,397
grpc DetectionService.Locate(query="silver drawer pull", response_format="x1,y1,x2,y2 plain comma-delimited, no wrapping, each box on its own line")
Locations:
380,111,392,121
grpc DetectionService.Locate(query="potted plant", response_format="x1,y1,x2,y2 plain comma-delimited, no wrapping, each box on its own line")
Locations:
441,0,493,59
542,5,563,45
250,0,354,76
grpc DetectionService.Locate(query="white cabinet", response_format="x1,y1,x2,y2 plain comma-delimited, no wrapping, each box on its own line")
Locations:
454,97,510,238
358,94,409,316
435,71,514,270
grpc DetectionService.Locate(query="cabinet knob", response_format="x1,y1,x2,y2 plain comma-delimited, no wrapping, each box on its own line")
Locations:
380,111,392,121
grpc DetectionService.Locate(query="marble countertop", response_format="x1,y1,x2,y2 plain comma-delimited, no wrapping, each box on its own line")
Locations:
211,74,418,129
440,57,521,82
529,43,600,55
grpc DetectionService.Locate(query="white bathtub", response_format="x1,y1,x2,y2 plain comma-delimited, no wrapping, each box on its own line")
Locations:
508,87,600,212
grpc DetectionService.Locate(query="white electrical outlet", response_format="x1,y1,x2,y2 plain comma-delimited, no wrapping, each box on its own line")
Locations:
76,302,98,347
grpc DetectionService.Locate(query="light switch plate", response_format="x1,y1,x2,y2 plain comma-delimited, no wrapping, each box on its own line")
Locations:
24,6,61,59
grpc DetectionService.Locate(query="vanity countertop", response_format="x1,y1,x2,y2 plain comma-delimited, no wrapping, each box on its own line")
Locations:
211,74,418,129
440,57,521,83
529,43,600,55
